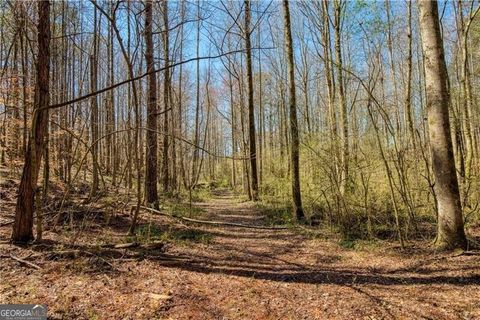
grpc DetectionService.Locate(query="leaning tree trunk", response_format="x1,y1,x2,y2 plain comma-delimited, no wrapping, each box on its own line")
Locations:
282,0,305,221
418,0,467,250
244,0,259,201
12,0,50,242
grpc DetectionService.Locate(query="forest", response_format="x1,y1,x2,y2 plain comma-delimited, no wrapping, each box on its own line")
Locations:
0,0,479,319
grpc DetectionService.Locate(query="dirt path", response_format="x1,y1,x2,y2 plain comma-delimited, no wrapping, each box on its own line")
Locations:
1,190,480,319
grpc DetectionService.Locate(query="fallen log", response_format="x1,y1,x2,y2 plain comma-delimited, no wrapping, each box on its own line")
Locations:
114,242,139,249
9,254,42,270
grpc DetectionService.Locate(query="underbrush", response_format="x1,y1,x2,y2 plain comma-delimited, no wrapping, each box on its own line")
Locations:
257,148,445,245
255,202,293,226
134,225,213,245
258,187,438,243
176,186,213,203
166,202,205,219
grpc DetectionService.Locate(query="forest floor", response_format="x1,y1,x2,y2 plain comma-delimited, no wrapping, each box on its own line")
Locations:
1,181,480,319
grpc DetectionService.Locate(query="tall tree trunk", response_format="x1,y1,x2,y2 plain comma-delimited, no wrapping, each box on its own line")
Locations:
257,12,264,188
239,67,252,200
163,0,177,192
18,3,28,158
418,0,467,250
283,0,305,221
126,0,133,190
385,0,401,137
191,1,201,189
457,0,476,181
244,0,259,201
144,0,158,207
162,0,171,193
178,0,186,190
321,1,339,183
227,54,237,190
11,25,20,159
12,0,50,242
89,6,99,198
405,0,416,150
333,0,348,195
107,1,116,186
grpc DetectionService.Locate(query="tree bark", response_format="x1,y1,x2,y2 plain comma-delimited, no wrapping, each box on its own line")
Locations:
12,0,50,242
89,6,100,198
457,0,476,181
405,0,416,150
107,1,117,185
144,0,158,207
333,0,348,195
418,0,467,250
244,0,259,201
282,0,305,221
191,1,201,189
321,1,339,183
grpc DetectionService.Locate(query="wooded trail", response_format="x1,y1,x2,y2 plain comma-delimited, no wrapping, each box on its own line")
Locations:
155,191,480,319
1,190,479,319
2,1,479,318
